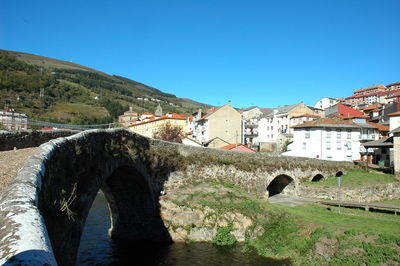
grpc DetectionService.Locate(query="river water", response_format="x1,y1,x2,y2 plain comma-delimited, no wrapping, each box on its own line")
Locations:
76,192,290,265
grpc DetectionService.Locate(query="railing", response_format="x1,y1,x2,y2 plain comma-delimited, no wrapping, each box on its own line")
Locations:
1,119,116,131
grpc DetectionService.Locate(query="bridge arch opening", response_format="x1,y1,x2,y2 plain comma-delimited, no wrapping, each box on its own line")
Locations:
311,174,324,182
76,165,171,264
336,171,343,177
42,162,171,266
266,174,294,197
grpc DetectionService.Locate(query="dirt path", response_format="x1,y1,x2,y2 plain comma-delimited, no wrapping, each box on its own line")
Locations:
0,148,37,193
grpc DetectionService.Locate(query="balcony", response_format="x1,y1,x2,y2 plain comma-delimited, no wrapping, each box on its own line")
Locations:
245,134,258,138
244,123,258,128
359,134,375,141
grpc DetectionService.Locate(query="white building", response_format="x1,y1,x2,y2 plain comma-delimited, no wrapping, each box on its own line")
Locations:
258,103,319,145
314,97,338,110
389,110,400,133
242,106,269,150
283,117,378,161
0,107,28,131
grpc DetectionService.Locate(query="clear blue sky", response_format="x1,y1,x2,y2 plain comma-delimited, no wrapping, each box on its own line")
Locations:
1,0,399,108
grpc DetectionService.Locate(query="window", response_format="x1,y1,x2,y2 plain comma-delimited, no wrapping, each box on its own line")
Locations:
327,156,333,160
347,129,351,139
326,129,331,139
337,141,341,150
336,129,341,139
305,128,310,139
346,155,353,162
302,142,306,149
347,141,352,150
326,141,331,150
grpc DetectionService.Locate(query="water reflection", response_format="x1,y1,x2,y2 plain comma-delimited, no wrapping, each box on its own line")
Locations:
77,192,290,266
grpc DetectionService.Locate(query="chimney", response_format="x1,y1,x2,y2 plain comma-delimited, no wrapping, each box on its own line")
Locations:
197,108,202,120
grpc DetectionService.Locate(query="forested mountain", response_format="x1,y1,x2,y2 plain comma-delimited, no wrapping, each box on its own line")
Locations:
0,50,209,124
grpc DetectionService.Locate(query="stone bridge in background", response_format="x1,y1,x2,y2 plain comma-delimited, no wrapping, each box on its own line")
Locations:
0,129,350,265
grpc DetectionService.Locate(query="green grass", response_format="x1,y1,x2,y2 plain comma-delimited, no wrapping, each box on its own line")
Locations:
172,180,400,264
306,169,398,187
267,202,400,236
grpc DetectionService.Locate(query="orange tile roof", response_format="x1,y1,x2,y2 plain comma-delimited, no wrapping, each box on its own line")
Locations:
142,112,153,115
128,116,186,127
290,114,320,118
362,104,381,111
339,114,369,119
353,84,385,94
388,111,400,116
293,117,362,128
219,144,257,152
367,122,389,132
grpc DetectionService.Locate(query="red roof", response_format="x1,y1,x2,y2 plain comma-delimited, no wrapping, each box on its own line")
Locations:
220,144,257,153
142,112,153,115
353,84,386,94
337,104,364,118
388,111,400,117
367,122,389,132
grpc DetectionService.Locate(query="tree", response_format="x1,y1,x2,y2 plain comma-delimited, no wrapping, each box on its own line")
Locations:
152,122,183,143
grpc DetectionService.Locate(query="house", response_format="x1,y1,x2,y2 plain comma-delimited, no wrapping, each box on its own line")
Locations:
242,106,273,151
139,112,154,121
386,81,400,91
203,137,230,148
190,103,242,148
392,127,400,175
257,102,319,152
283,117,379,162
314,97,338,110
366,122,389,139
388,110,400,133
343,84,400,107
181,136,202,147
361,104,383,123
219,143,256,153
325,103,365,118
0,107,28,131
362,137,393,167
128,113,187,138
118,107,139,127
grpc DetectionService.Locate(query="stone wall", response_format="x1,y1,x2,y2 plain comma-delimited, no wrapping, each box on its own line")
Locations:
297,182,400,202
0,128,351,265
0,130,79,151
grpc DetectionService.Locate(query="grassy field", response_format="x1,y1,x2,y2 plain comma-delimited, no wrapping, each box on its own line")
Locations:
170,180,400,265
306,169,398,187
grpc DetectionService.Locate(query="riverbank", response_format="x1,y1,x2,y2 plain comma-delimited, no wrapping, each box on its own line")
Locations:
160,180,400,265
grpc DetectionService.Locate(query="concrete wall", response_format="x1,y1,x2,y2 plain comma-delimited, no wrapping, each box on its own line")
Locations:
207,104,242,144
0,130,79,151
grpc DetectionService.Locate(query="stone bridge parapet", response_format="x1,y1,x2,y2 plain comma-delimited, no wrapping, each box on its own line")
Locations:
0,129,351,265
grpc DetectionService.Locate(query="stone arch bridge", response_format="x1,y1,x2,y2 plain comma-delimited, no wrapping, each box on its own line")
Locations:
0,129,350,265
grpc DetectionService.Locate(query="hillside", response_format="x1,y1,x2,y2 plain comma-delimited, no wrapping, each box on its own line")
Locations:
0,50,209,124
